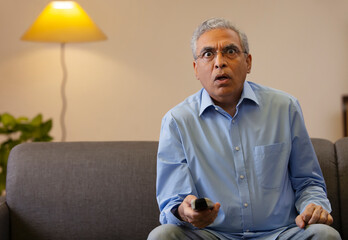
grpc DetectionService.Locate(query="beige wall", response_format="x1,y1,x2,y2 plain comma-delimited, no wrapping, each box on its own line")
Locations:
1,0,347,142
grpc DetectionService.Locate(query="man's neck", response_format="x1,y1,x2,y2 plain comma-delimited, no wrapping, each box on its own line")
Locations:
213,95,241,117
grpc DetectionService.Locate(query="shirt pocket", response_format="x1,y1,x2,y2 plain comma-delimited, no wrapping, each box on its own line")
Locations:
253,142,287,189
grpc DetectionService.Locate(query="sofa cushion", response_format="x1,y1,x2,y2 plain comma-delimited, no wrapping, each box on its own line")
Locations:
6,142,160,240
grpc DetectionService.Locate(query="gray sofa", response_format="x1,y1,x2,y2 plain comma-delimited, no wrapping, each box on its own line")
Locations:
0,138,347,240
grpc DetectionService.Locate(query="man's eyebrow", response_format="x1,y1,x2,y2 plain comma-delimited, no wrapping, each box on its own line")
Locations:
199,44,241,54
199,46,215,54
222,44,240,50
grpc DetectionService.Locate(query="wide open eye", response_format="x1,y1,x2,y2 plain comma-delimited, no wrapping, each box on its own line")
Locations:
226,48,238,55
202,51,214,59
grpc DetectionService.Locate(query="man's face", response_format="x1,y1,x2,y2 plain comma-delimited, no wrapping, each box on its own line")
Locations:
193,28,252,105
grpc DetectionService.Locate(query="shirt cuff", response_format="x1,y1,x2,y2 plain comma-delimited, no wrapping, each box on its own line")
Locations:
167,205,184,225
171,205,182,220
160,205,192,227
296,185,332,214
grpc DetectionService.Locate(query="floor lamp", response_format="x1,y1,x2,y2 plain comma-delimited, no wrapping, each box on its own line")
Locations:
21,1,107,141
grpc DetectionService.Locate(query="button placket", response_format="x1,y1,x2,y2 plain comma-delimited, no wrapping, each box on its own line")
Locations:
230,119,253,232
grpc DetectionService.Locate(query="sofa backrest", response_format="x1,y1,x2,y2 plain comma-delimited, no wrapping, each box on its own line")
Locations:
6,142,160,240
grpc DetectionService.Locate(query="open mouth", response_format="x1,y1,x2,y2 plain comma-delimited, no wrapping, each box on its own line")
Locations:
215,74,231,82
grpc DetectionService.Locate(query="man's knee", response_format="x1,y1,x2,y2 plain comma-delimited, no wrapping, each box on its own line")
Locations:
306,224,341,240
147,224,185,240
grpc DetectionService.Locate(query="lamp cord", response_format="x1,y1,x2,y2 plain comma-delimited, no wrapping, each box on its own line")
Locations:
60,43,68,142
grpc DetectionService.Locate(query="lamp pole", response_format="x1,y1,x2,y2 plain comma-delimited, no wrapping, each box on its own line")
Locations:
60,42,68,142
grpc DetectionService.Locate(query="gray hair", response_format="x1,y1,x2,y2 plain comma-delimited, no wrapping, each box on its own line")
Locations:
191,18,249,60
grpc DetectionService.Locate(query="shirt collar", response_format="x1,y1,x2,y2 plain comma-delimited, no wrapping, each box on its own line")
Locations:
199,81,259,116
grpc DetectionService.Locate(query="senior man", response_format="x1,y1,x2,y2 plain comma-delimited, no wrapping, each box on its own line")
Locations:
148,18,341,240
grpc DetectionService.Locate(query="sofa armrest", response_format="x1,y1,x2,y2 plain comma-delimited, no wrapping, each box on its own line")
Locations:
0,196,10,240
336,137,348,240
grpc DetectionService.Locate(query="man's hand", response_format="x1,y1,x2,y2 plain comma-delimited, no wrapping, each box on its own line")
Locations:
178,195,220,229
295,203,333,228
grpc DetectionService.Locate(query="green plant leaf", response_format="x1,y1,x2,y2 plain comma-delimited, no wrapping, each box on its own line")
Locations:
16,117,29,123
41,120,53,135
31,114,42,127
0,128,10,134
19,131,32,142
1,113,16,129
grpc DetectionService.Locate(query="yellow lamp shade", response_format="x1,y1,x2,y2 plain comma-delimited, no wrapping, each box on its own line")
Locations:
21,1,107,43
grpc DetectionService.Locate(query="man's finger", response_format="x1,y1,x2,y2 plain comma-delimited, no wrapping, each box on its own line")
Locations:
295,215,306,229
326,214,334,225
316,210,329,224
302,203,315,223
308,206,322,224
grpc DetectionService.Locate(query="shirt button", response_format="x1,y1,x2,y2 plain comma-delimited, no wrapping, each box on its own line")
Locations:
240,175,245,179
244,203,248,207
215,107,219,111
232,120,235,124
235,146,240,151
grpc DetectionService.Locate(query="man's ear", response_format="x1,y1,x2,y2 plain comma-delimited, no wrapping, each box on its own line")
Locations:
193,61,199,80
246,54,252,74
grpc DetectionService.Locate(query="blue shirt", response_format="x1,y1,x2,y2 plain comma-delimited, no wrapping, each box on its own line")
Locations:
156,81,331,239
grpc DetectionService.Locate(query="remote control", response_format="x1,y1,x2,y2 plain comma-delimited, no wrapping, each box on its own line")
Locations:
191,198,214,211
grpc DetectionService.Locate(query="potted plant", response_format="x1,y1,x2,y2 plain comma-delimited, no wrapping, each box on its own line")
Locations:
0,113,53,196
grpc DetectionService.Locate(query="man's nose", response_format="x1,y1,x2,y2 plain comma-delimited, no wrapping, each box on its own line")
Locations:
214,52,227,69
